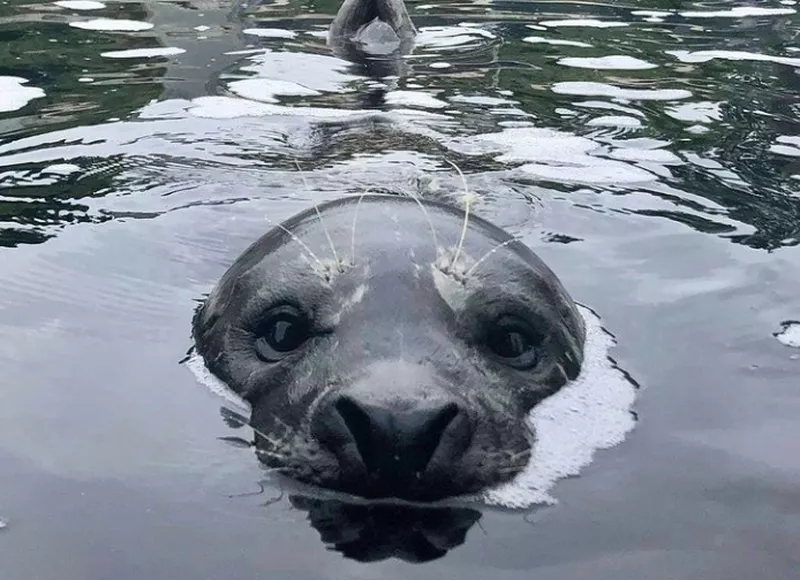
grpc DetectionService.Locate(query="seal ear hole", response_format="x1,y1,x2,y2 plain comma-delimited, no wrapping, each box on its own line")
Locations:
485,315,545,370
254,305,311,362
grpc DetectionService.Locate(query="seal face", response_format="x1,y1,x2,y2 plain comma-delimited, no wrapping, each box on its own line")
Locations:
193,194,585,502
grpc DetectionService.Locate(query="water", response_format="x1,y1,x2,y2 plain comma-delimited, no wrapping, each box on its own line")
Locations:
1,0,799,577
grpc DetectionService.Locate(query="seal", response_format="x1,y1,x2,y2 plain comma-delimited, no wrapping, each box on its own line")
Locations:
328,0,416,54
327,0,417,82
192,193,585,502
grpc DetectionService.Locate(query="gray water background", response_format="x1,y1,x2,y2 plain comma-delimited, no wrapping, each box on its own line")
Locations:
1,0,799,578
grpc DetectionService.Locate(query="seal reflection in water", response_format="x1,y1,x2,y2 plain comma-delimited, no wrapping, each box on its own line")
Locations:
193,194,586,503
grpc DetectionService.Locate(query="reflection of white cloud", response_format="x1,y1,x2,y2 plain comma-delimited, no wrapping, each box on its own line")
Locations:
239,50,362,94
446,127,658,184
680,7,795,18
770,136,800,157
101,47,186,59
415,25,496,50
0,76,45,113
587,115,643,128
228,79,320,103
668,49,800,68
539,18,628,28
385,90,449,109
665,101,724,124
186,95,449,121
242,28,297,39
522,36,592,48
558,55,657,70
54,0,105,9
69,18,153,31
552,81,692,101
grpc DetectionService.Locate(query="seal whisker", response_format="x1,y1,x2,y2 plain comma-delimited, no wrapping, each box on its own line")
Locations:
294,159,341,269
402,189,440,256
350,189,371,266
465,236,521,278
264,215,330,277
446,159,474,272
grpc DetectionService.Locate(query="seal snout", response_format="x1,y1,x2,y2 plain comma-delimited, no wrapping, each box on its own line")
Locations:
311,391,474,500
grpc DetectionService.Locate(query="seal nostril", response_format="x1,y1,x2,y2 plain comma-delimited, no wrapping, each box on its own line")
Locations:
334,396,377,471
333,396,465,480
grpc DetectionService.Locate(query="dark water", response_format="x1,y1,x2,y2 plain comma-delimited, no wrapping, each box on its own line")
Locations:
1,0,800,577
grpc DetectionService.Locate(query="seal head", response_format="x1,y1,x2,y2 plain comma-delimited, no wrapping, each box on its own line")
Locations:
193,194,585,502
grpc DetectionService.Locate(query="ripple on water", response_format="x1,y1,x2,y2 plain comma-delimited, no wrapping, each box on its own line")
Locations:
0,77,46,113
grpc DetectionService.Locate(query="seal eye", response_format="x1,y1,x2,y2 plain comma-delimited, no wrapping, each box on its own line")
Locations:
486,316,543,369
254,306,310,362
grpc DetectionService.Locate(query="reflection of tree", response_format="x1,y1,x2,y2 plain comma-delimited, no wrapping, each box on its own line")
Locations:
0,3,167,247
1,0,799,249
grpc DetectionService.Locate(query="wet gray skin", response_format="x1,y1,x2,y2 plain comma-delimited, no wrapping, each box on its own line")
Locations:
328,0,416,56
192,194,585,502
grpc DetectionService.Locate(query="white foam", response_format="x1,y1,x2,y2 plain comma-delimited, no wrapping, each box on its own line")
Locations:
680,7,796,18
186,353,251,413
586,115,643,128
41,163,81,175
242,28,297,39
665,101,724,123
667,49,800,68
54,0,105,9
775,322,800,348
228,79,320,103
522,36,593,48
552,81,692,101
188,305,637,509
0,76,46,113
100,47,186,59
69,18,153,31
385,90,448,109
557,55,657,70
539,18,628,28
485,305,637,507
770,136,800,157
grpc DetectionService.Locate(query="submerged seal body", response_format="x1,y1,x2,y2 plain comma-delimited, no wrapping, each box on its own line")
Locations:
193,194,585,502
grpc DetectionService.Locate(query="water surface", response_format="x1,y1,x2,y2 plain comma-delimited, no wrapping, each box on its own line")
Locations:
1,0,799,578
